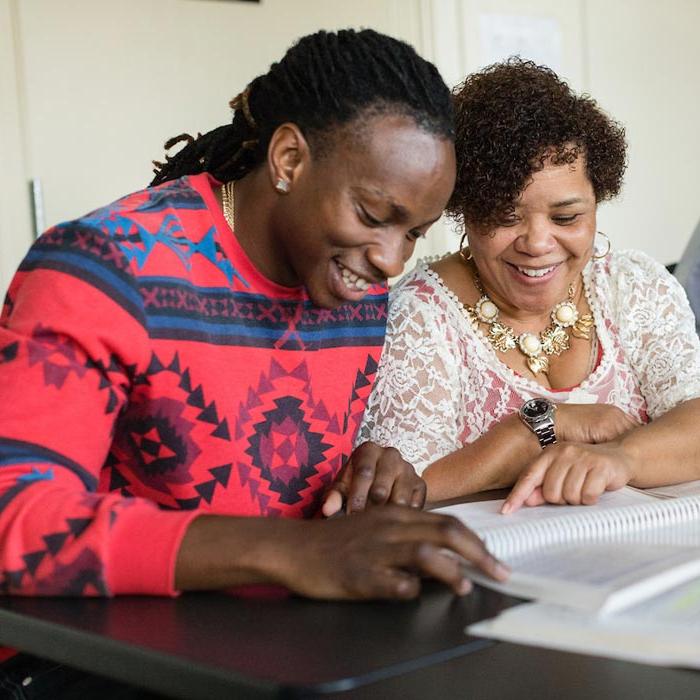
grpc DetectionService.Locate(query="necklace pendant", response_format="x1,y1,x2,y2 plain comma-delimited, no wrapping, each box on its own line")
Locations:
527,354,549,375
518,332,542,357
489,323,517,352
572,314,594,340
469,270,585,369
475,296,499,323
551,300,579,328
541,325,570,356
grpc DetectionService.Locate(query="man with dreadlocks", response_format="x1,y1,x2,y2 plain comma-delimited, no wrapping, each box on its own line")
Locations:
0,28,506,627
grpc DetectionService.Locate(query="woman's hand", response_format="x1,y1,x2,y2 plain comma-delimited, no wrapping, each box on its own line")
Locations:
555,404,639,444
321,441,425,517
501,441,636,513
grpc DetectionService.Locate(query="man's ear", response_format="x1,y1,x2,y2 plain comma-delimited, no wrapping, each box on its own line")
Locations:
267,123,310,192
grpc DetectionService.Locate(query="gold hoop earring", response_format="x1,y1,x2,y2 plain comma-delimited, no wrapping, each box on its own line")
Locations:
459,232,473,263
592,231,611,260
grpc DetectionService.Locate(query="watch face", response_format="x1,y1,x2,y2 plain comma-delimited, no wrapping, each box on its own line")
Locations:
522,399,550,419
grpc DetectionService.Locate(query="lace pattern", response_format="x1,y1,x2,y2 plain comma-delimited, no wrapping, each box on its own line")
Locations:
358,249,700,474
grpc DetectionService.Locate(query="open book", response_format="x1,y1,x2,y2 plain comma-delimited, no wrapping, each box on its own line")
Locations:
434,484,700,615
468,577,700,670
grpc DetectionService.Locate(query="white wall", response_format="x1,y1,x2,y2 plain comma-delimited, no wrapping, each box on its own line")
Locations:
421,0,700,266
585,0,700,264
0,0,33,295
0,0,423,294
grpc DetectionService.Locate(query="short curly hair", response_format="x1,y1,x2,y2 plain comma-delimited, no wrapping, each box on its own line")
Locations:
446,58,627,230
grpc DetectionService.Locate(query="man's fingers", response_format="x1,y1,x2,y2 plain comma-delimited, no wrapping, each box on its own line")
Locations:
321,489,344,518
296,507,509,600
386,472,423,508
334,443,422,513
398,513,509,582
368,468,397,505
346,457,376,513
410,481,427,508
368,569,423,600
321,460,353,516
398,542,472,596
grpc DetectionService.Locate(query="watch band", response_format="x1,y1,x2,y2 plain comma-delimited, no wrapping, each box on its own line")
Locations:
532,422,557,448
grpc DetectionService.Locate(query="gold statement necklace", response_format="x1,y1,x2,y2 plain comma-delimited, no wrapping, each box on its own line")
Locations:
221,181,235,230
465,268,594,376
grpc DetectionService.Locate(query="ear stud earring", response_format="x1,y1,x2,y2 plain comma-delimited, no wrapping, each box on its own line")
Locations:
275,178,290,193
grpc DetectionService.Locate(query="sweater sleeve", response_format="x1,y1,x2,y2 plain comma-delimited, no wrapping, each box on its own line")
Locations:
610,249,700,420
357,274,465,474
0,223,198,596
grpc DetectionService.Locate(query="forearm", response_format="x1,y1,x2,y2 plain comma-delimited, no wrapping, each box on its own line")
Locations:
622,398,700,488
175,515,304,590
175,507,509,600
423,413,540,501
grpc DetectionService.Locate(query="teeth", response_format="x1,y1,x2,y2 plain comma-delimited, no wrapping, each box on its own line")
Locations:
516,265,556,278
338,262,371,291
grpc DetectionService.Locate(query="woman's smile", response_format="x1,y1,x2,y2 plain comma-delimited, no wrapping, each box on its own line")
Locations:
506,261,562,284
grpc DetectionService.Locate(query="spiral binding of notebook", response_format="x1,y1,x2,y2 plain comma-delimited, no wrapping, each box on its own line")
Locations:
481,495,700,561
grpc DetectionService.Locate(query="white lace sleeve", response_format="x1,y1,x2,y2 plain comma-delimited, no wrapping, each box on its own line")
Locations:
357,275,464,475
610,250,700,419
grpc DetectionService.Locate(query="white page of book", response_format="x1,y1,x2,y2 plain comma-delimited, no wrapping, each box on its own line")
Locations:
437,488,700,612
434,486,656,535
468,578,700,669
468,538,700,613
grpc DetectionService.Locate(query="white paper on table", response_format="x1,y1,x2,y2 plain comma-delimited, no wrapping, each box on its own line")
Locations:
468,577,700,669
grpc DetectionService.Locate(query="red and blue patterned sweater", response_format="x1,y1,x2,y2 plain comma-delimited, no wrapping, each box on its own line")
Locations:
0,173,387,597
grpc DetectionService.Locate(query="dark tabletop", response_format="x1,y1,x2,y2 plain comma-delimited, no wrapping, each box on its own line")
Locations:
0,584,519,699
1,486,697,699
323,641,700,700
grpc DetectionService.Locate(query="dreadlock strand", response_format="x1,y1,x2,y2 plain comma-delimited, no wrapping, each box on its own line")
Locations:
150,28,453,187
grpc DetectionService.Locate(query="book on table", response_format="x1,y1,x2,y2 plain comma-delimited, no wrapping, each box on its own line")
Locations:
434,482,700,615
467,577,700,670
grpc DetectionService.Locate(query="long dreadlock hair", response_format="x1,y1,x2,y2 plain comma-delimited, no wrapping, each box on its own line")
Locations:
150,28,454,186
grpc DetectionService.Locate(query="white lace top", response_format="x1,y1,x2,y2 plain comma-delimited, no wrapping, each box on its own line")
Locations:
358,250,700,474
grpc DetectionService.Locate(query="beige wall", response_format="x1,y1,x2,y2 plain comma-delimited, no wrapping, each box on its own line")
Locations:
1,0,699,297
0,0,423,294
585,0,700,263
0,0,32,295
422,0,700,265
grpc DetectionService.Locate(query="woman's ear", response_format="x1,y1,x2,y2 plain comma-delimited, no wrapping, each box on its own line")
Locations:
267,123,310,193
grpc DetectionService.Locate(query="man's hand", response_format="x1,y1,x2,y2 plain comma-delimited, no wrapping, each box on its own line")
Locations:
502,441,635,514
281,505,509,599
177,506,509,599
321,441,425,517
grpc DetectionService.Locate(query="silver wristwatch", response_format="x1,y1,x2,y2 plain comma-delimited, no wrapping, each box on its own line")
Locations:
519,398,557,448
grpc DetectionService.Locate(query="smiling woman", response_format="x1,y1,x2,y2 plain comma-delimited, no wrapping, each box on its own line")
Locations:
359,58,700,511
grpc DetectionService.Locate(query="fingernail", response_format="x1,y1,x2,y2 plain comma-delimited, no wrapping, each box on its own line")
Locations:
494,562,510,580
500,502,511,515
457,578,472,595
